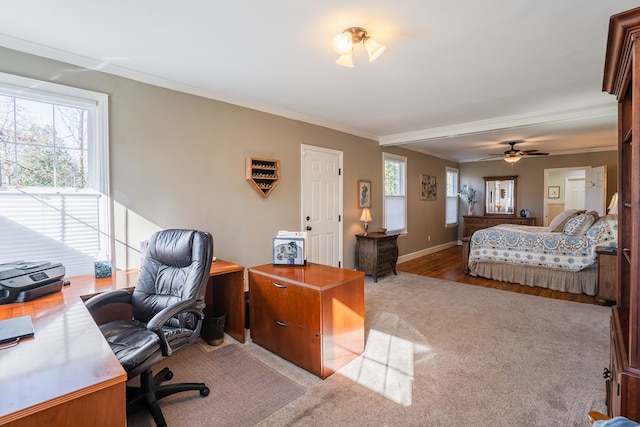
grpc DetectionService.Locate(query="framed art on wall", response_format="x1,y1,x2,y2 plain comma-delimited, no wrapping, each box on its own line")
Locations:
358,180,371,208
420,174,437,200
548,186,560,199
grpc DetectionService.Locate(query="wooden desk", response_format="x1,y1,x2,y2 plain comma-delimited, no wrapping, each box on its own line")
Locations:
0,273,134,426
204,259,246,343
0,259,245,426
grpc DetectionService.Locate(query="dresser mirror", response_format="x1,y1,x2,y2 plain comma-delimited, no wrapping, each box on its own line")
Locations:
484,175,518,216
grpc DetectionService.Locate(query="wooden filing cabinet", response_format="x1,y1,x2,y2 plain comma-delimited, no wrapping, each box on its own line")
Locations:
596,246,617,303
355,232,399,282
248,263,364,379
462,215,536,237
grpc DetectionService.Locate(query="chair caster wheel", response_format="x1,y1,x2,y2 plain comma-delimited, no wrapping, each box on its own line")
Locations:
200,387,210,397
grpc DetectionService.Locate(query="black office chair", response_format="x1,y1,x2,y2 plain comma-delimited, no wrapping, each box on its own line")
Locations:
86,229,213,427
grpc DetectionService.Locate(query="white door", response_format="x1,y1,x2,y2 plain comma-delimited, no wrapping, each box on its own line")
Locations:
585,166,607,215
301,145,343,267
564,178,585,211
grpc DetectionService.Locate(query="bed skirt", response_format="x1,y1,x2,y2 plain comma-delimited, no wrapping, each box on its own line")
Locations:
468,261,598,296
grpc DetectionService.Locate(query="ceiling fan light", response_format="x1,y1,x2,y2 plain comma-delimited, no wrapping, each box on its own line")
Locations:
504,155,521,163
335,53,354,67
332,32,353,55
364,37,386,62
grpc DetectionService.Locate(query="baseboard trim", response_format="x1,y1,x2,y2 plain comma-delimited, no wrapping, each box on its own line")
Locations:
397,240,459,264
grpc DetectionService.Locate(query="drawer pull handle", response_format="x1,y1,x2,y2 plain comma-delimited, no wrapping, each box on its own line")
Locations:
275,320,288,327
273,282,287,288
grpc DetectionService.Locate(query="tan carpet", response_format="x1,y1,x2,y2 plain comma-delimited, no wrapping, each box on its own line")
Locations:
127,343,305,427
129,272,610,426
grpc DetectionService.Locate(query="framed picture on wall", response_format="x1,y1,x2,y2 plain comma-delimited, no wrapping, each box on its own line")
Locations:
548,186,560,199
420,174,437,200
358,180,371,208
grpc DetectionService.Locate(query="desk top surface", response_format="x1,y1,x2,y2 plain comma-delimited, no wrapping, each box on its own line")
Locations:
0,259,242,424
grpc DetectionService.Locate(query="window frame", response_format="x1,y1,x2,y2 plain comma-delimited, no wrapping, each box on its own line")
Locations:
0,72,111,275
382,152,407,234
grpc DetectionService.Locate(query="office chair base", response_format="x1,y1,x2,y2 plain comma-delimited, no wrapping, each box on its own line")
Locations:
127,367,209,427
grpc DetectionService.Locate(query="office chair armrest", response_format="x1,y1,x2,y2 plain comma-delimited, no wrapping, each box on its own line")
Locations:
84,289,134,325
85,289,133,311
147,300,205,356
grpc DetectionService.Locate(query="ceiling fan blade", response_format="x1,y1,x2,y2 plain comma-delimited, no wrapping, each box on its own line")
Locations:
520,152,549,156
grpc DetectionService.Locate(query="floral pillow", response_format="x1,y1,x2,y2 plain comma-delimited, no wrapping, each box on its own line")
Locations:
549,209,583,232
563,211,599,235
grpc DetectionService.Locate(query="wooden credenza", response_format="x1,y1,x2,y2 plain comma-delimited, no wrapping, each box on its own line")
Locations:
248,263,364,379
462,215,536,237
355,232,399,282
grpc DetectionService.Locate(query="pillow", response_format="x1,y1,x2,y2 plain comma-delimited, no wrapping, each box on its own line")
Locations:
549,209,583,232
563,211,599,235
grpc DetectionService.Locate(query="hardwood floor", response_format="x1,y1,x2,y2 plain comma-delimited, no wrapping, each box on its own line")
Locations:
396,245,602,305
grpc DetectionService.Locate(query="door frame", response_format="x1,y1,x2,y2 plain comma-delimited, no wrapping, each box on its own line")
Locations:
543,166,589,226
300,144,344,267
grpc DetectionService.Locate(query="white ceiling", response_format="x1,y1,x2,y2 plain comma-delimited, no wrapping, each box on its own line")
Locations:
0,1,633,162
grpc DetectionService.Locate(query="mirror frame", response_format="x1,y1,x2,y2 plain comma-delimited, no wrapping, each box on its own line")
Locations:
483,175,518,216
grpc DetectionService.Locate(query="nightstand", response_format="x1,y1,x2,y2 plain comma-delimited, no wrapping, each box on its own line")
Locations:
355,233,399,282
596,246,617,304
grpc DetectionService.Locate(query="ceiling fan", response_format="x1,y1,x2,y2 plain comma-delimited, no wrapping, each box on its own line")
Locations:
487,141,550,163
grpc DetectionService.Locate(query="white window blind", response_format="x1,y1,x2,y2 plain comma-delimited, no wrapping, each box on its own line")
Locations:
383,153,407,233
446,167,459,226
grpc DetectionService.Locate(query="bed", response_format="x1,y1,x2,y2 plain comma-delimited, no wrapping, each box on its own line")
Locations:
467,211,618,295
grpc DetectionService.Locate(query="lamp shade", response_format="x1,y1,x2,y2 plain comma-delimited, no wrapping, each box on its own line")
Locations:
359,208,372,223
332,32,353,55
335,53,354,67
364,37,386,62
503,155,521,163
608,192,618,214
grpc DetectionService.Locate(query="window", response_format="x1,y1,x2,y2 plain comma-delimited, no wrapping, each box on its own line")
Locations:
0,72,110,277
383,153,407,233
446,167,459,227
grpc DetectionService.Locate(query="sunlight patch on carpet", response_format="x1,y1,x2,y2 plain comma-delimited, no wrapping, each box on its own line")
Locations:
338,329,432,406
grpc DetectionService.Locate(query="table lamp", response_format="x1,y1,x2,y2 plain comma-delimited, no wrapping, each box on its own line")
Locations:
359,208,372,235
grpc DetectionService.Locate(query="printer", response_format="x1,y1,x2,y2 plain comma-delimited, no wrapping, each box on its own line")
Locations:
0,261,66,305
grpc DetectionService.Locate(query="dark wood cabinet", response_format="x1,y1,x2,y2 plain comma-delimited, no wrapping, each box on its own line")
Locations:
248,263,364,379
603,7,640,420
355,232,399,282
462,215,536,237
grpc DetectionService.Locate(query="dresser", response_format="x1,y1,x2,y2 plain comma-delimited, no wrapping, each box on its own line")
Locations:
248,263,364,379
462,215,536,237
355,232,399,282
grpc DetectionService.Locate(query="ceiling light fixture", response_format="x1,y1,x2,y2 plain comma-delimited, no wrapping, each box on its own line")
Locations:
332,27,386,67
503,154,521,163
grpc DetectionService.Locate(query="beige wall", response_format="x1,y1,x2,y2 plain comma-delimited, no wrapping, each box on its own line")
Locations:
0,47,459,271
458,151,618,237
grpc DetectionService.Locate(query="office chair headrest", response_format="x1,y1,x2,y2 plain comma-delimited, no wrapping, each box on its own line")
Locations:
150,229,196,268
